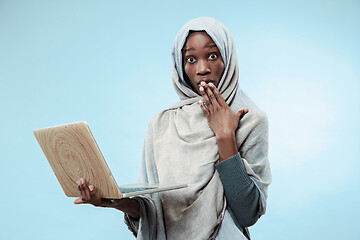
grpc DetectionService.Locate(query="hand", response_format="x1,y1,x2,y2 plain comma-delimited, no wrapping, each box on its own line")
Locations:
74,178,113,207
74,178,140,219
199,81,248,138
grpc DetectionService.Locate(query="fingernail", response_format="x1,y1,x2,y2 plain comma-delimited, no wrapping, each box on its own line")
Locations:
80,179,84,184
200,81,206,86
89,185,94,191
199,86,204,92
209,82,215,87
199,100,203,104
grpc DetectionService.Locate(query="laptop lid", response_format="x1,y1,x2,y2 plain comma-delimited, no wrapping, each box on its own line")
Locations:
33,121,123,199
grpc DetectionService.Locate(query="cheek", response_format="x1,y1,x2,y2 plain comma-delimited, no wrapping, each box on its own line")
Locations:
216,62,225,76
184,64,194,80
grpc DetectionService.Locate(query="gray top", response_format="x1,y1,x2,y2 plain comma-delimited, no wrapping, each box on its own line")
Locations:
124,16,271,240
126,152,261,240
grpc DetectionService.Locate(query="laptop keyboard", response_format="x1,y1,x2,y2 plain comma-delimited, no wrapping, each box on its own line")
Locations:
119,186,158,194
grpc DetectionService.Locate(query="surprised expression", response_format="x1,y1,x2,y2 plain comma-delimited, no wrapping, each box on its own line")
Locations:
182,31,225,95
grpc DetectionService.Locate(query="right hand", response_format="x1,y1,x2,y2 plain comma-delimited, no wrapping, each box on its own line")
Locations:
74,178,140,219
74,178,113,207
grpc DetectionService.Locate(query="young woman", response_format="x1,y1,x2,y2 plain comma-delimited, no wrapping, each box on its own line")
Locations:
75,17,271,240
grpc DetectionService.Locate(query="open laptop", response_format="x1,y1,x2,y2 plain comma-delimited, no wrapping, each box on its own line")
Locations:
33,121,188,199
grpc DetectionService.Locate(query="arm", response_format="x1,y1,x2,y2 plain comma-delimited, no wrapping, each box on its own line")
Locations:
75,119,160,238
215,153,261,227
199,82,261,226
199,81,247,162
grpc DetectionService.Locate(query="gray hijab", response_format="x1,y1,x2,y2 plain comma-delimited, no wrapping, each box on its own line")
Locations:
171,16,238,104
128,17,271,240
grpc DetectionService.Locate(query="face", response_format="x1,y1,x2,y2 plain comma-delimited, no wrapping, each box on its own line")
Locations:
182,31,225,95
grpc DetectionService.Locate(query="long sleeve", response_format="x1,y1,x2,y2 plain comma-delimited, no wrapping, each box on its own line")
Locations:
124,196,158,239
215,152,261,227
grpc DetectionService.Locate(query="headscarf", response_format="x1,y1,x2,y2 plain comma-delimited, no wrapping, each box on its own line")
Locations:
129,17,271,240
171,16,237,103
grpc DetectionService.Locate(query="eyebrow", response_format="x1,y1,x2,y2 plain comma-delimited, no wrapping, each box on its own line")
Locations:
205,44,217,49
183,48,195,53
183,44,218,53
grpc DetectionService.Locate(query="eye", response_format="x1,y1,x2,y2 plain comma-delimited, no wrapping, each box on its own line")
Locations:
187,57,196,63
209,53,218,60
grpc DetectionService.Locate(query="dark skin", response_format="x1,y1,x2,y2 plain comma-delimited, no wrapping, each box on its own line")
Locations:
199,82,248,161
74,31,248,217
74,179,140,219
183,32,248,161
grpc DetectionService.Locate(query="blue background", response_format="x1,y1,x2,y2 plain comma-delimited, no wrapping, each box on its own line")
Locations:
0,0,359,239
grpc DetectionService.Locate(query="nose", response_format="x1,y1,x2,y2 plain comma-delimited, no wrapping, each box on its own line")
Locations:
196,60,211,76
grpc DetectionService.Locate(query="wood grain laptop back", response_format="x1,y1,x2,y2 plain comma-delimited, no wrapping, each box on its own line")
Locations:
33,121,122,199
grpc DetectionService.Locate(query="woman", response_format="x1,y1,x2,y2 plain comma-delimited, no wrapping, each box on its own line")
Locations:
75,17,271,240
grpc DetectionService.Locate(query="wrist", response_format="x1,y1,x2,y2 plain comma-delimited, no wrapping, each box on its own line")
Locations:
215,131,236,142
113,198,140,219
216,132,238,162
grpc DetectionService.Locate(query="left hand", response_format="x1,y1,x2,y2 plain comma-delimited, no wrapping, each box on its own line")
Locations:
199,81,248,138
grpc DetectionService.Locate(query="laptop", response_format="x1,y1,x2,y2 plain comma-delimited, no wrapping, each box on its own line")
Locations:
33,121,188,199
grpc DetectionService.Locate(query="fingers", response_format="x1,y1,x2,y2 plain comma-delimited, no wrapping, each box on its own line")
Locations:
76,179,86,202
76,178,91,202
208,83,226,107
75,178,106,207
234,108,249,121
199,85,213,113
82,180,92,201
88,185,99,202
74,197,85,204
88,185,103,206
199,100,210,119
199,82,221,112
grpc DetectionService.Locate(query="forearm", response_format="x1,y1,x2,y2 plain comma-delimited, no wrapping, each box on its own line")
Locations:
215,153,261,227
112,198,140,219
216,132,238,162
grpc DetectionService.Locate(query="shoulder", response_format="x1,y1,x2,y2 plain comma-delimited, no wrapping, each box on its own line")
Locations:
234,88,268,129
237,109,268,148
148,109,172,127
245,108,268,128
146,107,177,136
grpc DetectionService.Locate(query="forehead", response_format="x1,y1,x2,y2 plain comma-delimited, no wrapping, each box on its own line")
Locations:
183,31,218,51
